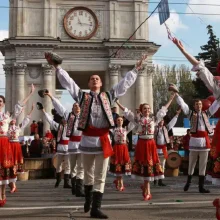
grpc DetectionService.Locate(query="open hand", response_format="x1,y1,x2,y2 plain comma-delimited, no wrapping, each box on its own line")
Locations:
172,38,185,51
176,107,182,115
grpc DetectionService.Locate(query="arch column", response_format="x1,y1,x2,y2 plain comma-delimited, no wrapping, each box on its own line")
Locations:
135,67,146,108
146,66,154,111
109,64,120,89
42,64,53,133
14,63,26,125
3,65,12,113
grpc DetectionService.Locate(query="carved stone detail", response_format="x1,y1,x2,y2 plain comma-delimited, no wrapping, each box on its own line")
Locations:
109,64,121,76
14,63,27,75
146,66,155,77
42,64,53,75
16,50,46,59
27,66,41,79
3,65,12,75
109,49,146,60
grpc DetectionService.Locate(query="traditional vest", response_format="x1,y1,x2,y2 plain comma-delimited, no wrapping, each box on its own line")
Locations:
189,110,212,134
8,125,20,141
78,91,114,131
66,113,76,137
155,126,170,144
0,113,10,136
137,116,155,136
56,124,64,143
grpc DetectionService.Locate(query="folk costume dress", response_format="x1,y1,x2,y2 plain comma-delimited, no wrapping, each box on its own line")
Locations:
109,123,135,176
207,120,220,185
123,107,167,181
0,104,23,185
8,115,31,166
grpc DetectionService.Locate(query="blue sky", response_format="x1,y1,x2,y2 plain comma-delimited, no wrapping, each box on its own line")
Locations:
0,0,220,110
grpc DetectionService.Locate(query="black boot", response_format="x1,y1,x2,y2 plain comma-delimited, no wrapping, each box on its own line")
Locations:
54,172,62,188
63,174,72,188
71,177,76,195
75,179,85,197
90,192,108,219
184,175,192,192
84,185,93,213
154,180,157,186
158,179,166,186
199,175,210,193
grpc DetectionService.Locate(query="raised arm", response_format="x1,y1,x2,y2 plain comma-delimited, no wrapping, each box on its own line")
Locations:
19,104,34,129
111,55,147,98
44,91,69,120
166,108,181,131
207,100,220,117
175,94,190,115
172,38,199,66
55,67,82,102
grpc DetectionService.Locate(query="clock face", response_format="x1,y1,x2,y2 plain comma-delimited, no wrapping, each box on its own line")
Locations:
64,7,98,40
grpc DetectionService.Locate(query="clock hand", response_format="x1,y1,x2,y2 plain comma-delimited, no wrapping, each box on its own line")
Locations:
78,18,82,26
80,23,92,26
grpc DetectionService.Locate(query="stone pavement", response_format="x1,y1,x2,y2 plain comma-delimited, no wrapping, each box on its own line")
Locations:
0,175,219,220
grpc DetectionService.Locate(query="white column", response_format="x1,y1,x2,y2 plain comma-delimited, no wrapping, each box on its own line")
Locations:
42,64,53,133
17,0,25,36
14,63,27,125
135,68,145,107
3,65,12,113
146,66,154,111
104,70,110,91
109,64,120,89
110,1,120,38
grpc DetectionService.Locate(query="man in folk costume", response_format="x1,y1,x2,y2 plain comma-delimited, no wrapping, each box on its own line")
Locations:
176,94,220,193
154,107,181,186
44,52,146,219
36,102,71,189
42,91,84,197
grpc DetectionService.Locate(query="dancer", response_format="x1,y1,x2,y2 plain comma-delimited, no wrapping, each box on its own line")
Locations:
0,84,35,206
109,100,135,192
43,91,84,197
116,93,176,200
154,107,181,186
172,37,220,193
45,51,146,219
37,102,71,189
8,104,34,193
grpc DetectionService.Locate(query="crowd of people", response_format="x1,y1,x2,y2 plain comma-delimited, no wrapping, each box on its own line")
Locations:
0,39,220,219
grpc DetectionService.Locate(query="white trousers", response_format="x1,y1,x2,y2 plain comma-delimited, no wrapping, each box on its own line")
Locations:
188,151,209,176
82,154,109,193
69,153,84,180
159,156,166,173
56,154,70,174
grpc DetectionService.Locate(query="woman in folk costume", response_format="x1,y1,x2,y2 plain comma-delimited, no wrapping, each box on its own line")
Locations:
8,104,34,193
36,102,71,189
116,93,176,200
109,101,135,192
0,84,35,207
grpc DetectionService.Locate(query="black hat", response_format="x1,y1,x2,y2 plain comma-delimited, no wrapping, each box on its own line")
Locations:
45,52,63,65
168,83,179,93
36,102,44,110
38,89,49,98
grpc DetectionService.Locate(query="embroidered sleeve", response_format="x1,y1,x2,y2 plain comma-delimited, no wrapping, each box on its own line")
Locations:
176,94,190,115
110,68,138,99
166,115,178,131
13,101,24,119
127,121,136,133
206,100,220,117
51,96,69,120
123,108,135,123
20,115,31,130
56,67,83,102
43,112,59,130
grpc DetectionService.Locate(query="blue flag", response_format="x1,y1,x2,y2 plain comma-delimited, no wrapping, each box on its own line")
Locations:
158,0,170,25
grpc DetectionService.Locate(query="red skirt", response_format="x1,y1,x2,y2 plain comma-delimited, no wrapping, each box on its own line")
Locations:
10,142,24,165
0,137,14,168
109,144,131,175
132,138,164,180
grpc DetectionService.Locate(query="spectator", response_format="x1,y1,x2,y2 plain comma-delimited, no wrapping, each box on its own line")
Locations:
21,140,30,158
29,134,43,158
41,137,50,155
45,129,54,141
37,119,44,138
30,120,38,136
183,129,191,156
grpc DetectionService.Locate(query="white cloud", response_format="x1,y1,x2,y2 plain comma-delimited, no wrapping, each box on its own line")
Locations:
0,30,9,93
149,10,188,46
186,0,220,22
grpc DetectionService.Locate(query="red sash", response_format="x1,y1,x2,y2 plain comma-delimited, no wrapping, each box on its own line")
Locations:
83,126,113,158
70,136,81,142
157,144,168,159
191,130,211,149
59,140,69,145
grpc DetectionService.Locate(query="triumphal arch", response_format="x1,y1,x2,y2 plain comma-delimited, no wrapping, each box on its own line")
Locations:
0,0,159,134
